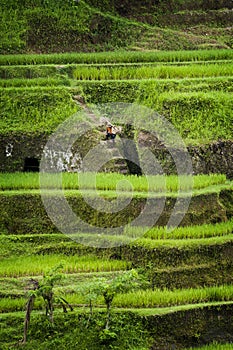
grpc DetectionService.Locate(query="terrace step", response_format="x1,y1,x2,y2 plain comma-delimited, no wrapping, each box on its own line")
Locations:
98,140,129,174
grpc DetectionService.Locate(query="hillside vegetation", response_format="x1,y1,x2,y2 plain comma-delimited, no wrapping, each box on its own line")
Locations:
1,0,232,53
1,2,233,350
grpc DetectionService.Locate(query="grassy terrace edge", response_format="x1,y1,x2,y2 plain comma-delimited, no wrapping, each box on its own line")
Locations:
0,49,232,66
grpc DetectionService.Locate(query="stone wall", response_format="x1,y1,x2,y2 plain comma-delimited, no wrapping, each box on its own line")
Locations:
1,131,232,178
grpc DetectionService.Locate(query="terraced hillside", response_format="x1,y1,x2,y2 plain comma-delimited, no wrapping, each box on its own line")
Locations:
1,171,233,349
1,50,233,176
0,49,233,344
0,4,233,347
1,0,233,53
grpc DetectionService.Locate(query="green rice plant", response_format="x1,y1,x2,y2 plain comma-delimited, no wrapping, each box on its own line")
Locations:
132,234,233,250
185,343,233,350
76,77,233,106
0,295,45,313
0,255,129,277
0,297,32,313
144,220,233,239
0,77,70,87
136,76,233,95
0,172,40,190
73,63,233,80
113,284,233,308
0,65,59,79
0,172,227,191
1,49,232,66
137,90,233,142
1,284,233,313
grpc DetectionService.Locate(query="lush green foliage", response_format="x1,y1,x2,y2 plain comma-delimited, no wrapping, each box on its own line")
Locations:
73,62,233,80
185,344,233,350
137,90,233,142
113,284,233,308
0,311,152,350
1,1,233,347
0,172,227,191
0,254,129,277
77,76,233,105
1,49,232,66
0,77,71,88
0,0,142,54
0,87,78,133
1,282,233,312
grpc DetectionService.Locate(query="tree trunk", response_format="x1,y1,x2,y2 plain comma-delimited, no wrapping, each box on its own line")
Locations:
22,294,35,344
105,301,111,330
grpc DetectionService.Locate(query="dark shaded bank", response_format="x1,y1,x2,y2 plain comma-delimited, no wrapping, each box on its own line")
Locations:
142,303,233,349
0,190,231,234
1,132,233,178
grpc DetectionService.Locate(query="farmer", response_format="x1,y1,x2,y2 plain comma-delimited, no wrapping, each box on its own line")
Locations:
106,123,116,141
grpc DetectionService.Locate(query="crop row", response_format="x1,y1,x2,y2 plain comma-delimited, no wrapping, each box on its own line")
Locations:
2,87,231,141
0,77,71,88
136,219,233,240
0,77,233,96
112,285,233,308
138,91,233,142
1,49,232,66
76,77,233,107
1,216,232,242
1,284,233,312
0,254,130,277
185,344,233,350
2,233,232,258
0,172,227,192
1,62,232,82
73,63,233,80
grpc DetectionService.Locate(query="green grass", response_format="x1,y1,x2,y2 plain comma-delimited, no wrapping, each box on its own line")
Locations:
73,62,233,80
185,344,233,350
140,219,233,240
1,49,232,66
0,254,130,277
137,90,233,142
133,234,233,249
0,77,71,87
1,283,233,312
0,172,227,191
0,86,79,133
113,284,233,308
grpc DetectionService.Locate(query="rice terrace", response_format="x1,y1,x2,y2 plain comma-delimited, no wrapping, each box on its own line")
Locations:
0,0,233,349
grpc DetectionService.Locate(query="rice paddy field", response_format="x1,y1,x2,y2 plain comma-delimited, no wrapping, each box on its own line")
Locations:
1,49,233,349
1,49,232,143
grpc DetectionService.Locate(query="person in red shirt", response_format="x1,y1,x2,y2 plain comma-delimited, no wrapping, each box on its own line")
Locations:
106,123,116,141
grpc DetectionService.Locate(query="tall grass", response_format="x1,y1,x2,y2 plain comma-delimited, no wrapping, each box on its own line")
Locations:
0,65,59,79
0,172,227,191
1,284,232,313
132,234,233,250
0,49,232,66
0,87,78,133
0,255,129,277
133,219,233,240
137,90,233,142
113,284,233,308
0,77,71,88
73,63,233,80
185,344,233,350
